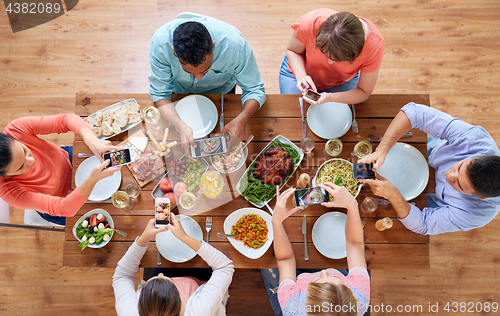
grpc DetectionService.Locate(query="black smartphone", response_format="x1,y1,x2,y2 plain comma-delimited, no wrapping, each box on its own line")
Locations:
154,197,171,228
352,163,376,179
189,135,228,158
294,187,330,206
102,148,132,168
303,89,321,104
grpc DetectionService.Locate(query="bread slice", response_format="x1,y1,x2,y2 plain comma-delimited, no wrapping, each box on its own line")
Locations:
102,121,113,136
94,111,103,127
103,109,114,126
111,121,121,135
128,111,142,123
84,116,94,127
124,101,140,113
92,127,102,137
114,110,129,128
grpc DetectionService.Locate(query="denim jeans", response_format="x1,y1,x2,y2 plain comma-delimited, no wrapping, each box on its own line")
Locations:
278,55,360,94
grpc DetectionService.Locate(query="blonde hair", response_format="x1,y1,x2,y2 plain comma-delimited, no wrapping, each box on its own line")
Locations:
305,282,358,316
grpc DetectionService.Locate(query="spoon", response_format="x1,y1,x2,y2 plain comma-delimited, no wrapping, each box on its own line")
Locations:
217,233,239,238
238,134,254,155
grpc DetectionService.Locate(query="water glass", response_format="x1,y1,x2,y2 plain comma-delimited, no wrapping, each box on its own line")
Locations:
124,182,140,198
360,197,378,213
300,137,315,154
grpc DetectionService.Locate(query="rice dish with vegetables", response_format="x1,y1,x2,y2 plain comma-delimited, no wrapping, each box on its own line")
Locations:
231,214,268,249
316,159,360,198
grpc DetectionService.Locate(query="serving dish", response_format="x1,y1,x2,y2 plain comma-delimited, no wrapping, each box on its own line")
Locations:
72,209,114,249
312,158,362,198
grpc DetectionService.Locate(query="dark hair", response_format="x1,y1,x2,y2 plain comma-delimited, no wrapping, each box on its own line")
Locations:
315,12,365,63
173,22,213,67
0,133,15,176
467,155,500,198
138,278,181,316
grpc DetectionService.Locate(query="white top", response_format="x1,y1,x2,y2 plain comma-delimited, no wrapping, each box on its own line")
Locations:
112,239,235,316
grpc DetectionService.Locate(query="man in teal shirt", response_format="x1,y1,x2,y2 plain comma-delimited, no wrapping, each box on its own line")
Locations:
149,17,266,156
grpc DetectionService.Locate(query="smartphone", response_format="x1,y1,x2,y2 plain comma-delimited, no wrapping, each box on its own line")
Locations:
294,187,330,206
102,148,132,168
352,163,376,179
303,89,321,104
154,197,171,228
190,135,228,158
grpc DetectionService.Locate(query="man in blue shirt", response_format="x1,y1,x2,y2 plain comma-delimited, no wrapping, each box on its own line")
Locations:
360,103,500,235
149,17,266,157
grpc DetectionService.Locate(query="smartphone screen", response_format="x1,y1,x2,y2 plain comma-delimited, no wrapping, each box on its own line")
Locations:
155,198,170,227
294,187,330,206
304,89,321,103
103,148,132,168
190,135,228,158
352,163,376,179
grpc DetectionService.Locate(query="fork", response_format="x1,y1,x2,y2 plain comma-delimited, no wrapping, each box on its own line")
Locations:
351,104,358,133
205,216,212,243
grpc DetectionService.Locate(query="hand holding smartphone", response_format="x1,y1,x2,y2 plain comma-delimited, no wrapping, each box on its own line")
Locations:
155,197,171,228
303,89,321,105
189,135,228,158
102,148,132,168
352,163,376,179
294,187,330,206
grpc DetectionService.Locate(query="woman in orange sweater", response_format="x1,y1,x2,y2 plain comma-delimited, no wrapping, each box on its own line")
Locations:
0,114,121,224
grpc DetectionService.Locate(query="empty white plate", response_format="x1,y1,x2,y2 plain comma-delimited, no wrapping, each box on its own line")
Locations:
312,211,347,259
307,102,352,139
175,95,218,139
156,215,203,263
376,142,429,201
74,156,121,201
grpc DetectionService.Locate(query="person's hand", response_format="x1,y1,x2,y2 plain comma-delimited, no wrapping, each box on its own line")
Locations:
85,134,122,163
314,93,333,106
178,122,196,162
88,159,121,182
220,116,246,141
296,75,317,94
359,172,399,200
272,186,302,224
359,150,386,171
137,219,168,247
166,213,187,240
319,182,358,210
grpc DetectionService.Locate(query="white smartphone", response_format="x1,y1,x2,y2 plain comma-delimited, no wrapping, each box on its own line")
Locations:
303,89,321,105
154,197,171,228
190,135,228,158
102,148,132,168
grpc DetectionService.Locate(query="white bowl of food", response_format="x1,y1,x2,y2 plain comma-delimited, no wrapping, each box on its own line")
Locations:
72,209,114,250
210,144,248,174
312,158,362,198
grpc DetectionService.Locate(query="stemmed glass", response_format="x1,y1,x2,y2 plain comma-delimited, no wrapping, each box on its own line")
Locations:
142,105,161,131
112,190,134,211
124,182,140,207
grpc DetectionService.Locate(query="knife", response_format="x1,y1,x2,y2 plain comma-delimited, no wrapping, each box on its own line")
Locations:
300,97,307,139
220,93,224,131
302,215,309,261
157,249,162,266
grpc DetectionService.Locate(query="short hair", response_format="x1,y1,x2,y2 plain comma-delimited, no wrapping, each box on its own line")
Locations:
138,278,181,316
315,12,365,64
467,155,500,198
0,133,15,176
173,21,213,67
306,282,358,316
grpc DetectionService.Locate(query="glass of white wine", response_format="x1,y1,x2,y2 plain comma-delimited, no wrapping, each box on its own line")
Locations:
179,191,198,212
354,140,372,158
112,190,134,211
324,138,342,157
142,105,161,131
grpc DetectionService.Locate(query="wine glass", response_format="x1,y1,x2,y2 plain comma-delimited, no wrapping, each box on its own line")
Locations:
354,140,373,159
179,191,199,212
112,190,134,211
124,182,140,208
142,105,161,131
360,196,378,213
324,138,342,159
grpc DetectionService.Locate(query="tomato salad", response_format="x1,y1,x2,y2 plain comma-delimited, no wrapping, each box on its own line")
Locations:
75,213,113,250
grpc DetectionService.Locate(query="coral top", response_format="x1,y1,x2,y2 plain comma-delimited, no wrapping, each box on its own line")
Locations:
0,114,89,217
172,277,204,301
289,8,385,90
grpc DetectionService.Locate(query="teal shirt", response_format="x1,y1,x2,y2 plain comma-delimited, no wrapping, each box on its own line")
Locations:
148,17,266,107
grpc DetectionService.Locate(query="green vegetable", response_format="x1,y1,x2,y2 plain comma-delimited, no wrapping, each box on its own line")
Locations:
241,139,301,204
335,175,344,186
77,224,113,251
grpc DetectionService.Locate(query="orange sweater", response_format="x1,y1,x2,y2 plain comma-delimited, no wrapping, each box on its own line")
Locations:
0,114,89,217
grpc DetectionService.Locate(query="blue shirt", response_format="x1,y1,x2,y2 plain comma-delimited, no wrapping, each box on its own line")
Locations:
398,103,500,235
148,17,266,107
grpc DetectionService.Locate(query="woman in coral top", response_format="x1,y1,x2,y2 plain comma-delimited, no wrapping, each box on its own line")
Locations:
280,9,384,105
0,114,121,223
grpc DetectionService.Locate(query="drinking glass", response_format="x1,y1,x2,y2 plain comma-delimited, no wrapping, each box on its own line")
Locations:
142,105,161,131
324,138,342,157
112,190,134,211
354,140,372,159
300,137,315,154
179,191,199,212
360,197,378,213
197,170,224,199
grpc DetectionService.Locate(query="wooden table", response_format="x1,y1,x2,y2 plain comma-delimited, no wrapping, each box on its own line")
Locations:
63,93,432,270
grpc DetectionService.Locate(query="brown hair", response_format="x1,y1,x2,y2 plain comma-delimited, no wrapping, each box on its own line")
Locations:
315,12,365,63
138,278,181,316
305,282,358,316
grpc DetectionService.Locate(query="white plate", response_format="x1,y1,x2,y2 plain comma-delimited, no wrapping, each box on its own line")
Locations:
175,95,218,139
156,215,203,263
377,142,429,201
224,208,274,259
307,102,352,139
312,211,347,259
236,135,304,208
75,156,121,201
72,209,114,249
312,158,362,198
